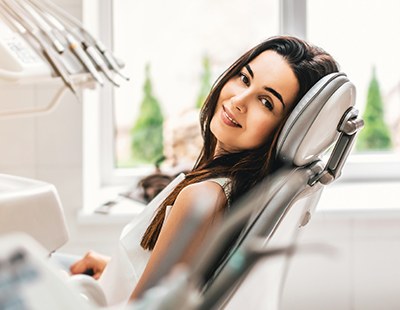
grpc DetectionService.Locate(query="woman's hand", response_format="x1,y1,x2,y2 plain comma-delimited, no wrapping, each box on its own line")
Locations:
70,251,110,280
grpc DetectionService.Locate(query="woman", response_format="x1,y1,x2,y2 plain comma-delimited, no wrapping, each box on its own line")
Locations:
70,35,339,303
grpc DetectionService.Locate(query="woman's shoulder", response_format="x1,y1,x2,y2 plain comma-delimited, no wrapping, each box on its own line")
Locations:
176,179,228,211
180,179,227,198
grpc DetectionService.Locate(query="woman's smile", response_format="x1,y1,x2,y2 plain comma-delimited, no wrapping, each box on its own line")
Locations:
221,105,242,128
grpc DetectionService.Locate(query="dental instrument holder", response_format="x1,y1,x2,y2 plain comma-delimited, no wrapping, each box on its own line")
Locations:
0,0,126,118
30,0,129,81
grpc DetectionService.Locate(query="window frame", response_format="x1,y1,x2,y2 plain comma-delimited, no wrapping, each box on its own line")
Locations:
97,0,400,187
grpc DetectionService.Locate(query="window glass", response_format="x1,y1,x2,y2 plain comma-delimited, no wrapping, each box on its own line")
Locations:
112,0,279,168
307,0,400,156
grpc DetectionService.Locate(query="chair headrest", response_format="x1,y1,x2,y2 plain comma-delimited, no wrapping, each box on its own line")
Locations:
276,72,356,166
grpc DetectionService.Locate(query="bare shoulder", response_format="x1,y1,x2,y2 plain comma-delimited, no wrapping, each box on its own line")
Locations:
179,180,227,202
175,180,228,214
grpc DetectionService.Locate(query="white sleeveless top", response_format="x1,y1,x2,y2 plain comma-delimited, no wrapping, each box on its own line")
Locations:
98,174,231,307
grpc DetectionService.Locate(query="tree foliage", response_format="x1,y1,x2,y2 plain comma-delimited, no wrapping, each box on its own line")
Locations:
131,64,164,164
195,54,212,109
356,67,392,151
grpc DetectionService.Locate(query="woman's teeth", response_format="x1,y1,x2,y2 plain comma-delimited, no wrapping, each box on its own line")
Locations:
224,111,240,126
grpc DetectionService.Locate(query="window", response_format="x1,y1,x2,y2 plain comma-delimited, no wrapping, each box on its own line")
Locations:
307,0,400,180
102,0,280,184
99,0,400,186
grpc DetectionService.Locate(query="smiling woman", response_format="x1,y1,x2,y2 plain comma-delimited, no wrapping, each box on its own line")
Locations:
71,35,340,306
210,50,299,153
109,0,281,170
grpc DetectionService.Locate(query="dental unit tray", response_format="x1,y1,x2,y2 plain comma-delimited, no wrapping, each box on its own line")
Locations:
0,173,69,254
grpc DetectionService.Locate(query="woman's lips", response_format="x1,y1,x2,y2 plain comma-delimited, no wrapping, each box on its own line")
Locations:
222,106,242,127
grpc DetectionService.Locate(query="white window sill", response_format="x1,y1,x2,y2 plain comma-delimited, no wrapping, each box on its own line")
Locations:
79,184,146,225
78,180,400,226
317,180,400,216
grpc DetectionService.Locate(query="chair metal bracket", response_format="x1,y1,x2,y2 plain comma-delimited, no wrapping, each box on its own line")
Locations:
308,107,364,186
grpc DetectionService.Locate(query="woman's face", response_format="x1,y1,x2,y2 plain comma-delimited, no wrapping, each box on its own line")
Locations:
210,50,299,154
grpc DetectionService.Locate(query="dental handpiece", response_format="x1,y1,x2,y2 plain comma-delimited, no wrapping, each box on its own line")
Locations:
30,0,129,81
20,3,104,86
27,1,109,86
44,9,120,87
65,33,104,86
42,44,79,97
83,42,120,87
18,0,65,54
95,40,130,81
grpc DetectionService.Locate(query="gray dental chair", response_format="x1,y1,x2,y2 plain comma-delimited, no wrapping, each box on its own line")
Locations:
134,72,363,310
194,72,363,310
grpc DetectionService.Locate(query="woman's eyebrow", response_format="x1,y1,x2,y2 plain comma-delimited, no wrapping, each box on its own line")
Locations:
245,64,254,78
245,64,286,110
264,87,286,109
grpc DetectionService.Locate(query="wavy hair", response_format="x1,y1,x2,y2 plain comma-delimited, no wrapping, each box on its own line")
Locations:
141,35,339,250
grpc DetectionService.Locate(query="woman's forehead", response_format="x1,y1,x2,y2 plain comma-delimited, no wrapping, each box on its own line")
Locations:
247,50,299,108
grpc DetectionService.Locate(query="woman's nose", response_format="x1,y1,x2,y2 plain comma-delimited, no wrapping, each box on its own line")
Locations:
230,92,249,113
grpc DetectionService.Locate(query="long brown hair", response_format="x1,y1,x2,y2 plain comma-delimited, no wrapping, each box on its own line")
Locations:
141,35,339,250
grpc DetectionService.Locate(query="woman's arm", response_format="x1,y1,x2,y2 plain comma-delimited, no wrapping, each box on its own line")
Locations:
130,180,227,300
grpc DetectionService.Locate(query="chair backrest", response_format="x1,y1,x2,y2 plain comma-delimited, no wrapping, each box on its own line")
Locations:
191,72,363,310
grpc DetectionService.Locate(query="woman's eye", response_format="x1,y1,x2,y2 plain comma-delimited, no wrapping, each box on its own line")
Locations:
239,73,250,86
261,98,273,110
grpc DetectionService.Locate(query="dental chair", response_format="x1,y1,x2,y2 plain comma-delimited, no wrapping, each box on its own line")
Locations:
193,72,363,310
131,72,363,310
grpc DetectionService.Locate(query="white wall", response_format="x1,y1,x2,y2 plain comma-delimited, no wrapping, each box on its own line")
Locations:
0,1,399,309
282,210,400,310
